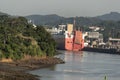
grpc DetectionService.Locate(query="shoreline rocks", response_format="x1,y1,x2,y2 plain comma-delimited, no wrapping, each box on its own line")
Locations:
0,57,65,80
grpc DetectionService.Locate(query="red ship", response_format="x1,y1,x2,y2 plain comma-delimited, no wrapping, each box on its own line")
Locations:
65,24,84,51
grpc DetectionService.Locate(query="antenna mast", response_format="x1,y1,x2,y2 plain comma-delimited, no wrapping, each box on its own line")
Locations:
73,17,76,30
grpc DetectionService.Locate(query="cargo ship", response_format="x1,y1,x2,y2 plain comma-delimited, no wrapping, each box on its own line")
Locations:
53,24,84,51
65,24,84,51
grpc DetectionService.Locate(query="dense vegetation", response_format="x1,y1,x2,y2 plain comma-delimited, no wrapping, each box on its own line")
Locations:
0,15,56,60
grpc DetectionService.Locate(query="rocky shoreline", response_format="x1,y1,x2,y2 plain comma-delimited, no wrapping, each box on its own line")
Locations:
0,57,65,80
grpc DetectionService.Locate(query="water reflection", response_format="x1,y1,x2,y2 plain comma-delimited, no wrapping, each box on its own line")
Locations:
64,51,83,62
30,51,120,80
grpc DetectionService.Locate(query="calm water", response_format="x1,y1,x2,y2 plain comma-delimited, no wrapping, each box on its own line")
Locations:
30,51,120,80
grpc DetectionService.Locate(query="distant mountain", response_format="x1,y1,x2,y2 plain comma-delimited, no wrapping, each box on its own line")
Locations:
0,11,8,16
96,12,120,21
25,14,64,25
25,14,102,26
57,17,102,26
25,12,120,26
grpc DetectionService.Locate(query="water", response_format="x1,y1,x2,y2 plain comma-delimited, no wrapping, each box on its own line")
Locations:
29,51,120,80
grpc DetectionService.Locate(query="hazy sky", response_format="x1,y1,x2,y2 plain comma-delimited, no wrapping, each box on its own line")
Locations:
0,0,120,17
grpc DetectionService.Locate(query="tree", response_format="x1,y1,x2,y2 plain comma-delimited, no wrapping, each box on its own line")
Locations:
0,15,57,60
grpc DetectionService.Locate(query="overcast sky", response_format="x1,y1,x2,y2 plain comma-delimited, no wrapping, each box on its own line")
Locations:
0,0,120,17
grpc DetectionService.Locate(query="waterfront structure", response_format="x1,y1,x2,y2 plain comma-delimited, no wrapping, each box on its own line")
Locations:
108,38,120,50
83,32,104,47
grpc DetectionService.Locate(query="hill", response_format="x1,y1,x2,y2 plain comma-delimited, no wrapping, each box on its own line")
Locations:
0,11,8,15
25,14,102,26
25,14,64,25
25,12,120,26
0,15,56,60
96,12,120,21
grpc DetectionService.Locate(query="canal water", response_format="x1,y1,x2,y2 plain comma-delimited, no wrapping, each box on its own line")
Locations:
30,51,120,80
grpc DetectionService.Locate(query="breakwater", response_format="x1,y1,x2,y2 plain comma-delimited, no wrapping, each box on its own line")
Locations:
83,47,120,54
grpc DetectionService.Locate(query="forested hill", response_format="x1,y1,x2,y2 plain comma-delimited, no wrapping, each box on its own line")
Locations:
25,14,102,26
96,12,120,21
25,12,120,26
25,14,64,26
0,15,56,60
0,11,8,15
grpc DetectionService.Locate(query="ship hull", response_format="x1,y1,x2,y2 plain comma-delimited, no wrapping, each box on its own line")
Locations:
65,31,84,51
52,34,65,50
65,38,73,51
72,31,84,51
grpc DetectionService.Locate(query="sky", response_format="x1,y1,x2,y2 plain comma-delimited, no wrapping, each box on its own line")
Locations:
0,0,120,17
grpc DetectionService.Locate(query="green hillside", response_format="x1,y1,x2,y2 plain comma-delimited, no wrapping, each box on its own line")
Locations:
0,15,56,60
